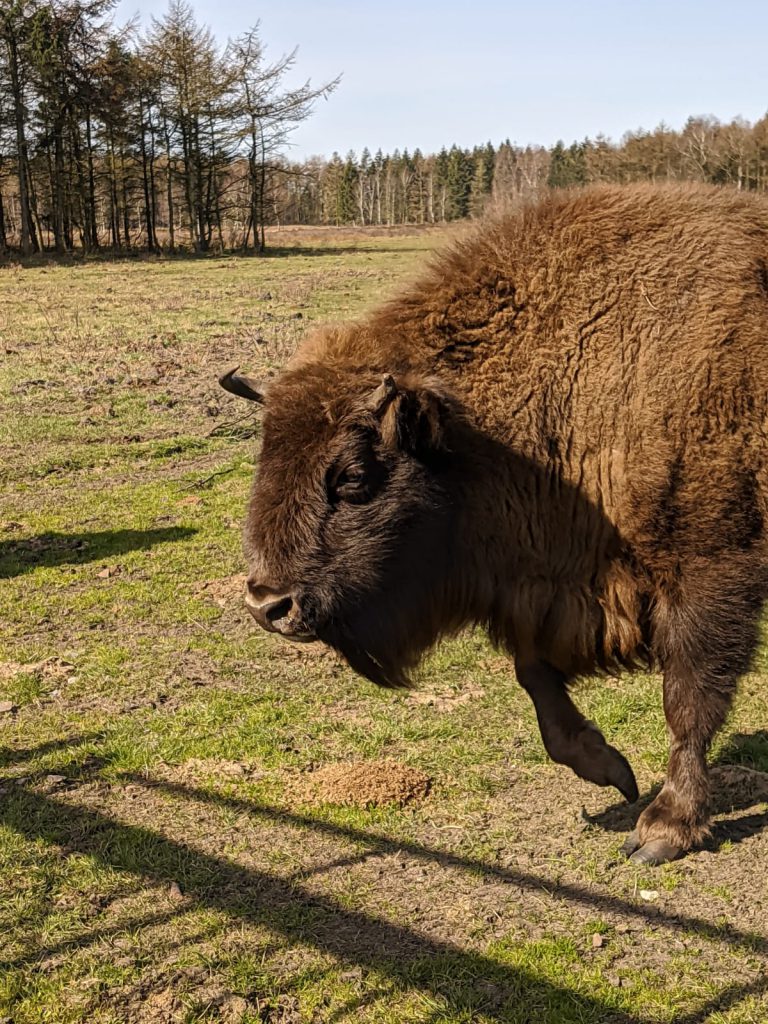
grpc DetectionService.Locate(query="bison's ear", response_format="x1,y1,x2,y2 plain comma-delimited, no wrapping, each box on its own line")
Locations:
368,374,449,456
218,367,266,404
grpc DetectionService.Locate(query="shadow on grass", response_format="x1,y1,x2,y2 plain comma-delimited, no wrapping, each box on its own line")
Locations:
142,775,768,958
672,974,768,1024
0,526,196,579
2,749,768,1022
263,244,428,259
714,731,768,772
0,733,102,769
1,907,182,972
0,780,647,1024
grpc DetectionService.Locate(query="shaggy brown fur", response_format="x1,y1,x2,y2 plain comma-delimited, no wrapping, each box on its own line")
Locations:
226,184,768,864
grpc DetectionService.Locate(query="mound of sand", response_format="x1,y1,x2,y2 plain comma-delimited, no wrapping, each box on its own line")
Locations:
301,760,431,809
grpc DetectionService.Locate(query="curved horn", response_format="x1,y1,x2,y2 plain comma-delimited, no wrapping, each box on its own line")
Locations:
366,373,398,415
218,367,265,404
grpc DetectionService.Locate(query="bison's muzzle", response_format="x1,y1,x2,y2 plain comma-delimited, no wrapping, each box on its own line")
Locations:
245,582,317,642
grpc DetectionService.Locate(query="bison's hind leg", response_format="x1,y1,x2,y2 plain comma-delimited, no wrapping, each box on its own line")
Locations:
623,560,765,865
515,658,639,803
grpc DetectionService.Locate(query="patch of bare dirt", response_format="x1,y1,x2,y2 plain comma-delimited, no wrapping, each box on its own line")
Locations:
156,757,266,785
0,656,75,682
277,640,340,664
406,684,485,711
710,763,768,808
297,760,431,809
194,573,247,608
107,967,258,1024
264,222,443,241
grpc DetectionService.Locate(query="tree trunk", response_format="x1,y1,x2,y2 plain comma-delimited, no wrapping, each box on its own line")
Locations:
138,93,156,251
52,126,67,252
71,121,91,253
120,146,130,248
108,130,121,248
26,160,43,251
147,110,159,250
85,111,99,249
178,118,196,247
7,32,37,255
258,140,267,252
0,186,8,253
242,209,253,250
191,116,207,250
248,122,260,251
162,113,175,252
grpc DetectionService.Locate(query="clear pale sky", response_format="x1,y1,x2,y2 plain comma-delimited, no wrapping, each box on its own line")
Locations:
114,0,768,160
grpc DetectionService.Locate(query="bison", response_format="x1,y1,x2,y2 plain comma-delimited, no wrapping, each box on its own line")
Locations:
221,184,768,865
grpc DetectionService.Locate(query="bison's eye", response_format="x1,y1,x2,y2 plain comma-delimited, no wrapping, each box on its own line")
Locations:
329,464,370,504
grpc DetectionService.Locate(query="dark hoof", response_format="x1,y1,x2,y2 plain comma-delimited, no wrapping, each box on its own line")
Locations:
610,747,639,804
570,726,639,803
620,828,642,858
621,831,682,865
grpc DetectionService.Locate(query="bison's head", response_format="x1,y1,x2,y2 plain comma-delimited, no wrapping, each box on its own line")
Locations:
220,362,463,687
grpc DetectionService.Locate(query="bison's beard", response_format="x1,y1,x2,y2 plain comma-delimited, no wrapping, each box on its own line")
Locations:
325,632,414,689
316,573,455,689
319,615,424,689
312,497,461,688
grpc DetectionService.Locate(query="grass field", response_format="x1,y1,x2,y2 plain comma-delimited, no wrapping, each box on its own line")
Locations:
1,228,768,1024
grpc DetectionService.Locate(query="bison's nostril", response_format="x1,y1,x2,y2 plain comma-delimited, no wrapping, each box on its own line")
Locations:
247,582,283,605
245,583,302,634
245,582,317,640
264,596,293,624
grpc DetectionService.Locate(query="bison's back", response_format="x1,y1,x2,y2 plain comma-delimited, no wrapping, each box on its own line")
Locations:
374,185,768,559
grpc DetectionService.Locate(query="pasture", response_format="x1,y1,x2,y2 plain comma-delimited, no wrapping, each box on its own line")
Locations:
1,229,767,1023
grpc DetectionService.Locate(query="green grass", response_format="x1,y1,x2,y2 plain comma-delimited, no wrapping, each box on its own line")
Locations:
2,229,768,1023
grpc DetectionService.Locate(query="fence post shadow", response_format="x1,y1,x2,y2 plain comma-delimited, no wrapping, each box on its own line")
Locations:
0,782,650,1024
2,762,767,1022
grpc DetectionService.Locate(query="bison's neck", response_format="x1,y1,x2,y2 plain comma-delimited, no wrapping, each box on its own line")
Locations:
443,429,647,676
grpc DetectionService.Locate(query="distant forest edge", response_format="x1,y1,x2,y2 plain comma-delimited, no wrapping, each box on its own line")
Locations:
2,0,768,255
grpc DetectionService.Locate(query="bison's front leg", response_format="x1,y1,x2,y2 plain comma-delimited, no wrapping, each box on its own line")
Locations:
515,658,639,803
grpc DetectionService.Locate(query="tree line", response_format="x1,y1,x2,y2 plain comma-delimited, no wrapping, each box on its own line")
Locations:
300,115,768,228
1,0,767,254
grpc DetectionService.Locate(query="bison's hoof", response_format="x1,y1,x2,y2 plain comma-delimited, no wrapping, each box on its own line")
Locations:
608,747,639,804
570,727,639,803
620,829,682,865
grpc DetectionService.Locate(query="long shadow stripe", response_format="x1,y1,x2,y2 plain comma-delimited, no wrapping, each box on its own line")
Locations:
1,784,653,1024
138,774,768,960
